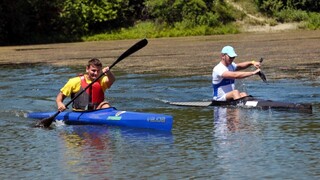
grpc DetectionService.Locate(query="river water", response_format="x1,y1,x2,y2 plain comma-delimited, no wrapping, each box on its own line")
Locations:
0,64,319,179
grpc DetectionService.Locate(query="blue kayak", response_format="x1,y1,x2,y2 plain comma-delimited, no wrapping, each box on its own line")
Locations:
27,107,173,131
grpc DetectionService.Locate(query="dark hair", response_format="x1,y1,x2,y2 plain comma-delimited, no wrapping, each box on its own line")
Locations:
87,58,102,68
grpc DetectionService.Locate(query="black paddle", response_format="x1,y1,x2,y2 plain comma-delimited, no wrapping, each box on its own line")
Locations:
258,58,267,83
35,38,148,128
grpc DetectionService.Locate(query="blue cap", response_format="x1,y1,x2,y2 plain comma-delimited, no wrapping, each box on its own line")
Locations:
221,46,237,57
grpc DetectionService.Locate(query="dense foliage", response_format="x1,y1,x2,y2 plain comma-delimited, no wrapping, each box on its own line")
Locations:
255,0,320,28
0,0,319,45
0,0,144,45
0,0,64,44
255,0,320,14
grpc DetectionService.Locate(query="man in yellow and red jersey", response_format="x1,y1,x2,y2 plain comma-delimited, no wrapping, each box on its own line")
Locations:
56,58,115,111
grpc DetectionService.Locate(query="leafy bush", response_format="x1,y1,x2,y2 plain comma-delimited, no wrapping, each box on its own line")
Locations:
213,0,237,23
60,0,127,36
275,8,309,22
255,0,283,16
256,0,320,15
307,12,320,30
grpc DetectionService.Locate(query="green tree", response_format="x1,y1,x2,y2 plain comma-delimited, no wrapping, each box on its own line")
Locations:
0,0,33,44
0,0,143,44
59,0,125,36
145,0,233,27
0,0,64,45
255,0,320,15
286,0,320,11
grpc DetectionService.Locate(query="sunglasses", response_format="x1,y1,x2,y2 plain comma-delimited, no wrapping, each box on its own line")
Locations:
224,54,235,60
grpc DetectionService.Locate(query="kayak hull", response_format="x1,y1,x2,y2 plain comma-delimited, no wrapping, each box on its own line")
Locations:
169,96,312,112
27,107,173,131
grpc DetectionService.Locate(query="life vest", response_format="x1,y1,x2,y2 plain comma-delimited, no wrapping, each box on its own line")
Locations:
72,76,105,110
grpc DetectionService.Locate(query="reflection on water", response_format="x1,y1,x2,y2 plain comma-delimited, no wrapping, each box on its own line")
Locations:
0,64,319,179
57,125,173,178
59,126,113,176
214,107,242,133
212,106,320,179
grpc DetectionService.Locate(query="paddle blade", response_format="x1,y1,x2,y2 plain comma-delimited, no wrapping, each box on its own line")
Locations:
35,111,60,128
258,57,267,82
259,57,264,63
109,39,148,69
258,71,267,83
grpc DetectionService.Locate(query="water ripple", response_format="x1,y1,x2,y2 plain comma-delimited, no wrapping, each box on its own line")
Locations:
0,65,319,179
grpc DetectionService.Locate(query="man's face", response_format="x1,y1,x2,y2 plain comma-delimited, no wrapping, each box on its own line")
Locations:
223,54,235,65
86,65,101,81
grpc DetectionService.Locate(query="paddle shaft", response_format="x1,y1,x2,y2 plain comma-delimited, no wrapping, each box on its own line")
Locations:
37,39,148,127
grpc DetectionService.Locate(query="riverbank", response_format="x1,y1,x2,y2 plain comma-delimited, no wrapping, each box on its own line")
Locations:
0,30,319,80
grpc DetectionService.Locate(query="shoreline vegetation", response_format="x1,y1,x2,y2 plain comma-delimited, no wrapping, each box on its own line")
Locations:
0,1,319,80
82,0,320,42
1,0,319,45
82,0,316,42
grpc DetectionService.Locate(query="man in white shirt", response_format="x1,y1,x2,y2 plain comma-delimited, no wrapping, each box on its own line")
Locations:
212,46,261,101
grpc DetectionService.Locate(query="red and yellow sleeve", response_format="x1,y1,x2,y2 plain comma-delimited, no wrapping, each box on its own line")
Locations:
60,77,81,97
100,76,109,91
